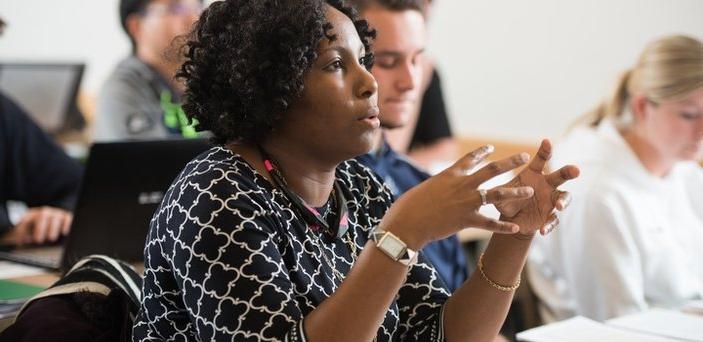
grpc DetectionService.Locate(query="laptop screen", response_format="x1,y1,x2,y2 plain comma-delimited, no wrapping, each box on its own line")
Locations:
0,63,84,134
60,138,213,271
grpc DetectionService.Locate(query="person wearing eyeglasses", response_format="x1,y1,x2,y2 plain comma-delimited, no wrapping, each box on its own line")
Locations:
95,0,203,141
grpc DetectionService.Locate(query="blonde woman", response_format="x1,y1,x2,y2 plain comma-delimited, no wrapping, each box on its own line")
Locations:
528,35,703,322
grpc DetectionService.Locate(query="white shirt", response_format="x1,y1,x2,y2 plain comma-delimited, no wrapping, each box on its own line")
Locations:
527,120,703,322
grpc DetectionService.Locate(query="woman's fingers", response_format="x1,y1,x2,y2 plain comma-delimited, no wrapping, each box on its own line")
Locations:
552,190,572,211
527,139,552,173
472,215,520,234
482,186,534,205
540,213,560,235
469,152,530,186
545,165,580,188
450,145,494,174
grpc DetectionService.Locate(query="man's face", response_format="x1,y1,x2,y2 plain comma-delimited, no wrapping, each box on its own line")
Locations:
134,0,202,62
363,7,426,129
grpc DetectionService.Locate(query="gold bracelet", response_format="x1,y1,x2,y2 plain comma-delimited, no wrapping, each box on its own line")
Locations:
477,252,521,292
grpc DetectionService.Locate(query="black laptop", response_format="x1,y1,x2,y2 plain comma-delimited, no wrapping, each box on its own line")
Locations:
0,138,212,271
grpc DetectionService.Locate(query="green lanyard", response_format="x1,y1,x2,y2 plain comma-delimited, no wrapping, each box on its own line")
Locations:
160,90,199,138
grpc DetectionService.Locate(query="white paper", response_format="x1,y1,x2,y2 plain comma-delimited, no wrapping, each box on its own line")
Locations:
0,261,45,279
517,316,677,342
683,300,703,316
607,308,703,341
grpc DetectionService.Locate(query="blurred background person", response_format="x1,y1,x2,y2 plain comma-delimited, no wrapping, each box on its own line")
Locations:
528,34,703,322
0,18,82,246
0,89,82,247
95,0,202,141
351,0,469,293
382,0,459,173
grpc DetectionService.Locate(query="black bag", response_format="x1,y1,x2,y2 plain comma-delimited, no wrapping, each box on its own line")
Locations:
0,255,142,342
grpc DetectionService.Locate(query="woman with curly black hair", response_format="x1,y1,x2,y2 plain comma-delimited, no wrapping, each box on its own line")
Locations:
133,0,579,340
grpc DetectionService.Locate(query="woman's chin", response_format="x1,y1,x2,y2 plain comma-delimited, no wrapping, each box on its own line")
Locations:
353,131,379,157
678,147,702,161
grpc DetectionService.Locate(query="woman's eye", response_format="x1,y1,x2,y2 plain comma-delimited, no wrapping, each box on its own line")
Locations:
680,111,702,120
375,57,398,69
359,54,374,70
325,59,344,71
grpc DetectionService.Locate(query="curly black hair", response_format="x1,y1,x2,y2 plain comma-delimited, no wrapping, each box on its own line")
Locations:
178,0,376,145
348,0,425,13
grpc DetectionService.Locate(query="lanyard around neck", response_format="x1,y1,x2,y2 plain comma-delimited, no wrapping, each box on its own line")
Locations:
257,145,349,240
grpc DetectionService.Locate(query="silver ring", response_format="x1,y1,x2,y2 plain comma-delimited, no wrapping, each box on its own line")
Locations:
479,189,488,206
546,217,560,234
546,224,557,234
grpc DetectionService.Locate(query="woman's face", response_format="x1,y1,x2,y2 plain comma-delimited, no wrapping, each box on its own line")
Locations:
273,5,379,162
640,87,703,161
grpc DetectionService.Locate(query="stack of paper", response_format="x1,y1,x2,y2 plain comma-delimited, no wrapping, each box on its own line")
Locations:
516,316,676,342
0,261,45,279
683,300,703,316
607,308,703,341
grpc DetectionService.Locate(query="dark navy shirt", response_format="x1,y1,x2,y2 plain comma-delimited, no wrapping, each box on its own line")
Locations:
356,139,469,292
0,93,83,233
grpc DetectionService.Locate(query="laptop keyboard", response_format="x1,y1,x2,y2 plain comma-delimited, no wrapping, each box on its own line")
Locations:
0,247,62,270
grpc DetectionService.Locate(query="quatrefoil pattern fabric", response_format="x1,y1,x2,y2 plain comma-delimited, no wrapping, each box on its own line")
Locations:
133,147,449,341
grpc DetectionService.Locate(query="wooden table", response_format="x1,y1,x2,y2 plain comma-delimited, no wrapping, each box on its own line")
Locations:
8,272,60,288
458,228,492,243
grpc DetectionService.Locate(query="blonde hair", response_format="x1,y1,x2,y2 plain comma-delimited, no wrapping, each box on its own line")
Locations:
581,35,703,127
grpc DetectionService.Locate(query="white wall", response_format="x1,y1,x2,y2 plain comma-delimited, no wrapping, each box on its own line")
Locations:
1,0,130,94
428,0,703,142
1,0,702,143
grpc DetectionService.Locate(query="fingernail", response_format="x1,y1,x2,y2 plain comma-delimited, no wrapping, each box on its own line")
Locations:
563,194,572,207
486,144,495,153
520,152,530,162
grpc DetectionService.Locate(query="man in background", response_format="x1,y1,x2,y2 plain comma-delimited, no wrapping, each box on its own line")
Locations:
95,0,202,141
0,18,83,246
352,0,469,292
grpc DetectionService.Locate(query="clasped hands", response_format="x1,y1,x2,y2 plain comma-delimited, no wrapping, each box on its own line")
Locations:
381,139,580,249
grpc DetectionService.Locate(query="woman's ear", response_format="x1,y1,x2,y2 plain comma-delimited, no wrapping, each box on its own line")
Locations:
630,94,651,123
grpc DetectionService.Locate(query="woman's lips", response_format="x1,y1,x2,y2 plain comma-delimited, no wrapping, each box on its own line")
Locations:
358,107,381,127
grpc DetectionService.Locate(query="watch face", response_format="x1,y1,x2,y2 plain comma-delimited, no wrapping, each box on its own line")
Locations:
381,235,406,259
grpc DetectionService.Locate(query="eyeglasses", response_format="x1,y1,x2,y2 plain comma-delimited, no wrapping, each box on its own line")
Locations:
142,2,204,17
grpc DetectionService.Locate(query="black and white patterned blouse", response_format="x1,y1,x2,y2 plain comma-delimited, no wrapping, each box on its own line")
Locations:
133,147,450,341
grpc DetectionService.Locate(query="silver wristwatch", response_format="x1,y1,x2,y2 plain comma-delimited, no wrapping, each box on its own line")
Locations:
371,228,418,266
